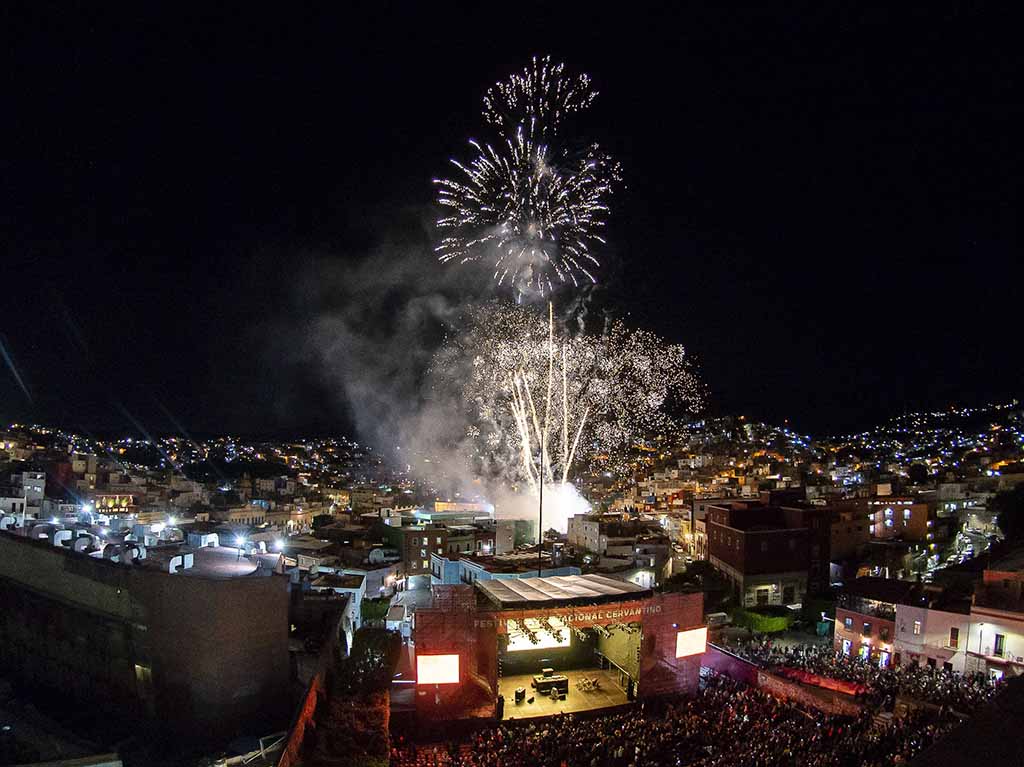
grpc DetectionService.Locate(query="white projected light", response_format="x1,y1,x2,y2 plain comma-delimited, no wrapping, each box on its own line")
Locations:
506,616,572,652
417,654,460,684
675,626,708,658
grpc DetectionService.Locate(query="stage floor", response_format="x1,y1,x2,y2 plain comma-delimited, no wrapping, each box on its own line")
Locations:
499,668,629,720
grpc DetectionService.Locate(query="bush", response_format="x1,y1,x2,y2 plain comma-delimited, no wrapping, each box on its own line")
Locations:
731,606,793,634
361,597,391,622
332,627,401,697
310,689,390,767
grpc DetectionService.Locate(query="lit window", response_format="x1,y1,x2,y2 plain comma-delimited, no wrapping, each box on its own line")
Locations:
994,634,1006,657
913,620,921,635
949,627,959,649
903,509,911,520
884,508,894,518
844,617,853,630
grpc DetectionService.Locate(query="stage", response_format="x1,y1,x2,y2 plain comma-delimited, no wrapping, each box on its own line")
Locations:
498,668,628,719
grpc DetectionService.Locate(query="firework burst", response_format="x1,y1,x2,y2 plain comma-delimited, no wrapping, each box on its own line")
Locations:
482,55,598,140
435,57,620,298
429,302,704,486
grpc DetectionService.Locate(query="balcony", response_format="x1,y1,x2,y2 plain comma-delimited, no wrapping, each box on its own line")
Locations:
837,595,896,622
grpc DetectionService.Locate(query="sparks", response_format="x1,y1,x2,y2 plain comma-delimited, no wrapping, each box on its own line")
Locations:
435,56,620,299
429,301,705,487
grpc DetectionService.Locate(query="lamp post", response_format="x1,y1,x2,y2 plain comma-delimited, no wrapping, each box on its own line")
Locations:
975,622,985,676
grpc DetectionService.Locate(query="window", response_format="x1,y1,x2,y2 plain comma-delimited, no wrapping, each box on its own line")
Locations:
904,509,911,520
949,627,959,649
411,537,418,546
994,634,1006,657
788,539,796,551
869,525,875,535
913,620,922,636
420,548,427,558
844,617,853,630
422,560,429,570
884,519,894,528
863,622,872,637
760,541,768,553
884,508,894,518
880,627,890,642
436,536,442,544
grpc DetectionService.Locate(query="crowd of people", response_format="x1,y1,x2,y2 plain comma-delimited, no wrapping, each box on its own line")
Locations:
721,636,998,710
392,672,963,767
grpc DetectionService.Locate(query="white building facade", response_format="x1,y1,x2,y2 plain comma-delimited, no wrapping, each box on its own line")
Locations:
894,604,970,672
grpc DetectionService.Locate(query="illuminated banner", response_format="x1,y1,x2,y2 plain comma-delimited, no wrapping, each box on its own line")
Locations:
474,601,663,632
417,654,460,684
675,626,708,658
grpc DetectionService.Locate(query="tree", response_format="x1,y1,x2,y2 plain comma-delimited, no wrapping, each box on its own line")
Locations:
908,463,930,485
991,484,1024,543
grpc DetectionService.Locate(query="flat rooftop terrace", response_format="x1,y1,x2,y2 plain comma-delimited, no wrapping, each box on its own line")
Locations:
477,573,650,610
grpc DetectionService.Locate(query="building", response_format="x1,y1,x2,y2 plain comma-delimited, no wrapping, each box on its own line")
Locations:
16,470,46,506
567,513,601,553
865,497,934,542
0,524,290,744
834,577,909,666
412,575,706,722
0,485,28,519
706,501,830,607
828,500,871,562
382,523,449,588
691,497,733,560
308,572,366,651
430,550,581,587
894,602,970,672
209,502,267,527
965,553,1024,680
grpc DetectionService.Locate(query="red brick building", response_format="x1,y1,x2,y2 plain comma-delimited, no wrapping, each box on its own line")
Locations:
707,501,831,607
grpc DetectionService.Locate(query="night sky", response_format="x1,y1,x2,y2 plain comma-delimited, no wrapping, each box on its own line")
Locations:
4,4,1019,438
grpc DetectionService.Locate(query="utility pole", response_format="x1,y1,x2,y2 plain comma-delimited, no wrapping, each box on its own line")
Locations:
538,474,543,578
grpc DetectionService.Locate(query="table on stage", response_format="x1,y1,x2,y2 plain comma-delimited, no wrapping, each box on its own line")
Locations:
532,673,569,694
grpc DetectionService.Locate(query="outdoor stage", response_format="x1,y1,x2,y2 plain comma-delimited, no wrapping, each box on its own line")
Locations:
498,668,628,719
411,575,706,722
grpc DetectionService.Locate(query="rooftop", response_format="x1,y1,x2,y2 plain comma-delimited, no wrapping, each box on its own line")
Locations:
477,573,650,610
310,573,365,590
460,551,556,574
841,577,921,606
987,547,1024,573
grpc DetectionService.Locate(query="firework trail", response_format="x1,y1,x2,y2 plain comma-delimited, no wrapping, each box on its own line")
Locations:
429,301,704,488
434,56,620,299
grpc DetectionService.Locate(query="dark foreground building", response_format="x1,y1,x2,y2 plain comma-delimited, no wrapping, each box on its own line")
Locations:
0,528,290,744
